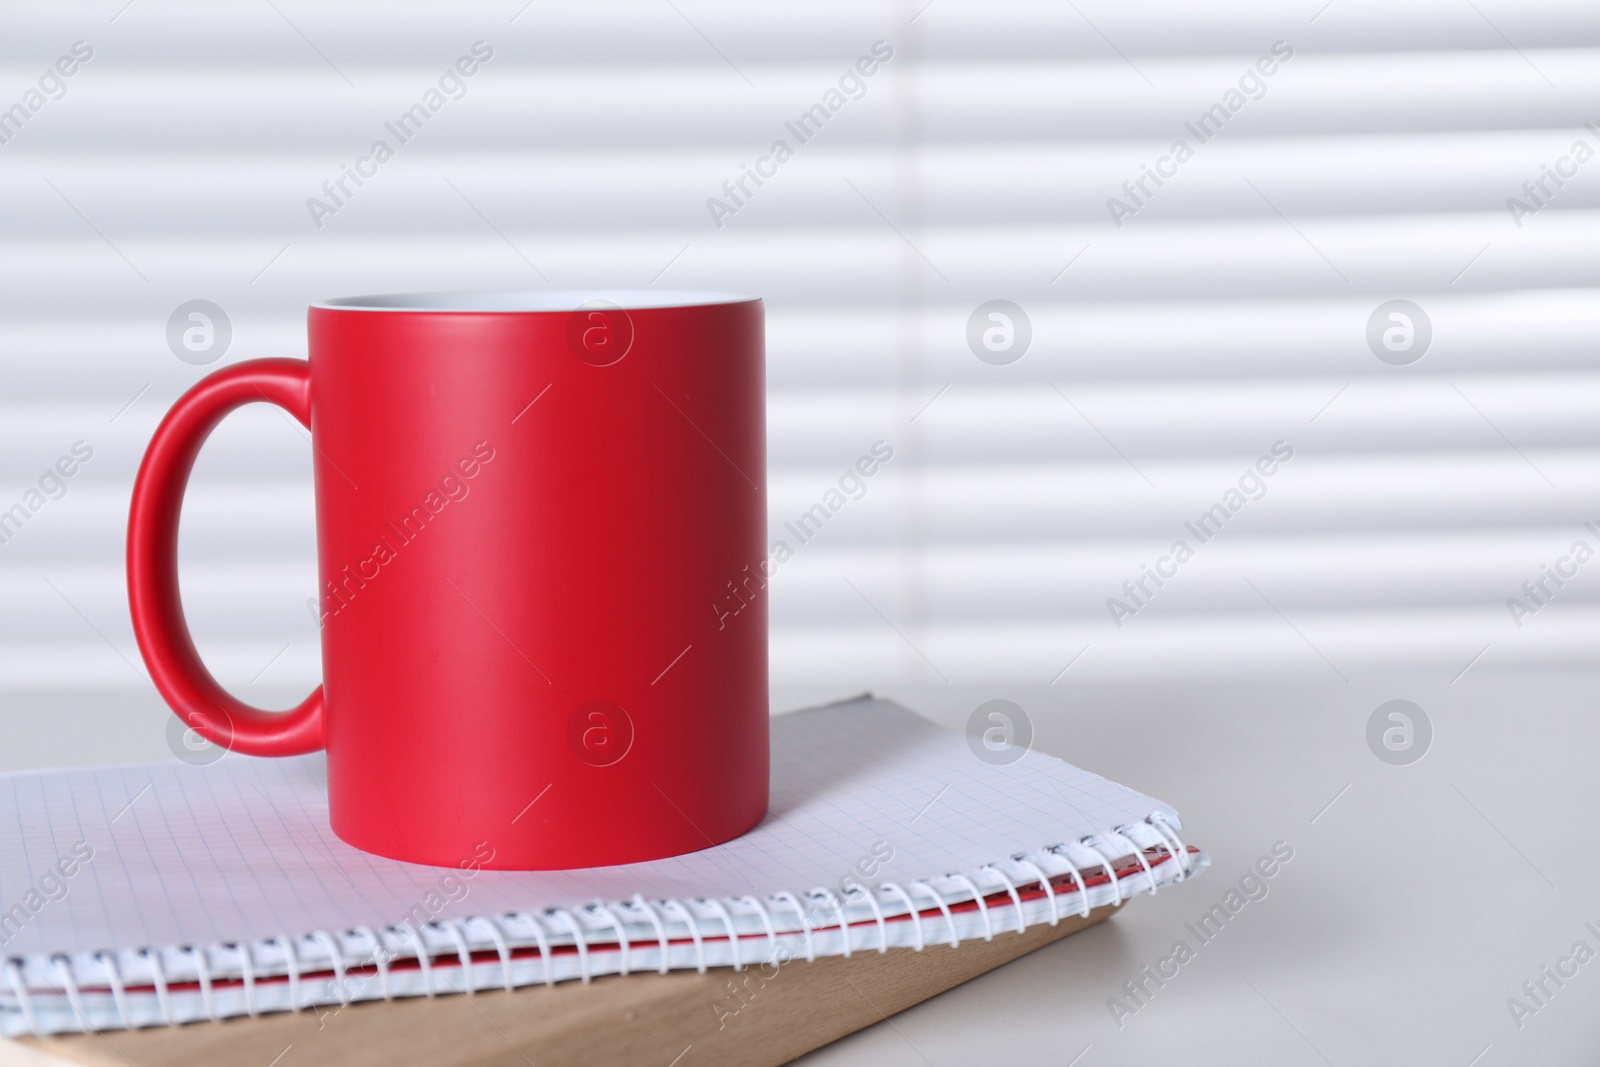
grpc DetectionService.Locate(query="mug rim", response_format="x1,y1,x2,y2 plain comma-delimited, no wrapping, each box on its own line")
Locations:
312,289,759,312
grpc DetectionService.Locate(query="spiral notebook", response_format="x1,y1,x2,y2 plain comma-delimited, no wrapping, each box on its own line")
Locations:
0,695,1207,1036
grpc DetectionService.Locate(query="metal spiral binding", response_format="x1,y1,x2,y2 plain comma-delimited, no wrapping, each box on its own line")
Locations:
189,946,217,1022
1078,834,1125,906
628,896,672,975
770,889,815,961
508,910,554,986
4,961,36,1035
981,865,1027,934
816,889,851,958
877,883,924,948
738,894,781,962
52,956,87,1028
588,903,631,977
664,897,709,973
438,920,475,994
1110,826,1159,894
1008,857,1059,924
842,885,886,953
349,926,389,1001
912,878,961,947
700,898,742,970
547,908,591,982
1,811,1196,1036
399,923,432,997
480,916,515,992
308,930,346,1006
947,872,994,940
1147,811,1193,878
95,949,132,1028
143,948,173,1025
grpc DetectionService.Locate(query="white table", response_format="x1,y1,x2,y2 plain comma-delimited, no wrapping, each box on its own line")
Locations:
5,673,1595,1065
785,674,1599,1067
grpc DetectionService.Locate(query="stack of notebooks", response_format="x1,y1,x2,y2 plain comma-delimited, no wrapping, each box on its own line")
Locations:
0,696,1206,1038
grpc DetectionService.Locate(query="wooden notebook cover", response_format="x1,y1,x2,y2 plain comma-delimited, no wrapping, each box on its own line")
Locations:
2,903,1117,1067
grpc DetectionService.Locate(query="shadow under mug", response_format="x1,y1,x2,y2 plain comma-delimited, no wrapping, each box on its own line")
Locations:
127,290,769,869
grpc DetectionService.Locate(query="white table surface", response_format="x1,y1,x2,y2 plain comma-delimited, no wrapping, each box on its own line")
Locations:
792,674,1600,1067
3,673,1596,1065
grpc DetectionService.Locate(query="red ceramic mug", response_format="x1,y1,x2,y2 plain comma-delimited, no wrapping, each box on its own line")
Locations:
127,291,769,869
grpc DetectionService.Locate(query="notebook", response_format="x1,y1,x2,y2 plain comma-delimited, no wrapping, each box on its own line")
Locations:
0,695,1207,1036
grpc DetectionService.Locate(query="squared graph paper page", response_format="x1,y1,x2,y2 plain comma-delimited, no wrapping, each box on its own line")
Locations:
0,696,1182,960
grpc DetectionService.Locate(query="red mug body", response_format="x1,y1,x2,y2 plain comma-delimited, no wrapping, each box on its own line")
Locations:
128,291,769,868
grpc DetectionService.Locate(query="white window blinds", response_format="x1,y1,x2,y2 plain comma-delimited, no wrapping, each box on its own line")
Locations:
0,1,1594,691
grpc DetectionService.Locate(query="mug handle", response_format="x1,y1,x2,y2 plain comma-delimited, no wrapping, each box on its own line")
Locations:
127,358,325,756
